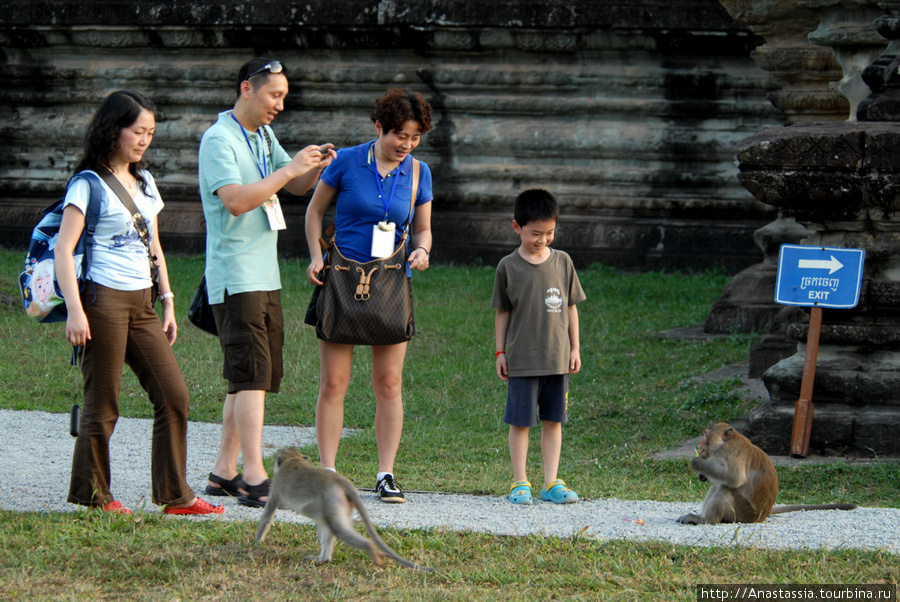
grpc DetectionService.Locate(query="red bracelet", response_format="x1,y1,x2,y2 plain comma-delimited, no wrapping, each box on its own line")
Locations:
496,350,506,357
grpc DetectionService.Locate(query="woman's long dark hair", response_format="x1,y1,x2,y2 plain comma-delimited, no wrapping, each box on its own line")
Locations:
74,90,156,195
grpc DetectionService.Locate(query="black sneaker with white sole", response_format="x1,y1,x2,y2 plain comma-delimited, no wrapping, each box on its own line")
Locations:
375,474,406,503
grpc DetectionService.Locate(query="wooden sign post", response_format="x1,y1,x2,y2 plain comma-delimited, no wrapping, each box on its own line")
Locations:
790,306,822,458
775,245,865,458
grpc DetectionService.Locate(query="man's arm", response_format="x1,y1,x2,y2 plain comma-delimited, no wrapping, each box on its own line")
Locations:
217,145,330,216
284,145,335,196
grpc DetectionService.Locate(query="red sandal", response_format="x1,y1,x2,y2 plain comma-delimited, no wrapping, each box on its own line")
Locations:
163,497,224,515
101,500,133,515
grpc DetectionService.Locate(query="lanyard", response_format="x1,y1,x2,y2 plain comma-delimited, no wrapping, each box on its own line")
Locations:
372,147,401,220
231,113,267,179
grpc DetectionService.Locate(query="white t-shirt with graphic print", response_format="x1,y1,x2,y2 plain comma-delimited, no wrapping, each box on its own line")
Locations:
62,169,162,291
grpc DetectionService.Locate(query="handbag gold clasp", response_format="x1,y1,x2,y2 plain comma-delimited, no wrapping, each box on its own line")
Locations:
355,266,378,300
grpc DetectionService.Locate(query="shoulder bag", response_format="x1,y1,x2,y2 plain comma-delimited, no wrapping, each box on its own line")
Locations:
315,159,420,346
188,275,218,336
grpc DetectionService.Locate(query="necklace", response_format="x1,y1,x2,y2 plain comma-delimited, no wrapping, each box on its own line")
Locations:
109,164,136,191
373,144,400,176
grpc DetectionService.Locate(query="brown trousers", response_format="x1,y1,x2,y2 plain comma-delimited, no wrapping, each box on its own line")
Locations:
68,284,194,507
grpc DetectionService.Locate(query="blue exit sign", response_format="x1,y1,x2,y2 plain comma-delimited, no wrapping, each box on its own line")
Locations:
775,245,865,309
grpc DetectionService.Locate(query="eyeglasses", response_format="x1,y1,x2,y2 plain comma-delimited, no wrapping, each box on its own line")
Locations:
246,61,283,80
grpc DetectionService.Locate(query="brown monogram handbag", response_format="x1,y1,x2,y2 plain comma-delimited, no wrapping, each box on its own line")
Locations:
315,159,420,346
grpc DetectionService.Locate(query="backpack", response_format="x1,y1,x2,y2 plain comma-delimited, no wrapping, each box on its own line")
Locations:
19,171,104,323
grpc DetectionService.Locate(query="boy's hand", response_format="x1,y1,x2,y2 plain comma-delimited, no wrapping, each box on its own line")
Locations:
496,354,509,381
569,349,582,374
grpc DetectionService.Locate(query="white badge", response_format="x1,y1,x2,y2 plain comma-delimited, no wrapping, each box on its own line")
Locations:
263,194,286,230
371,221,396,258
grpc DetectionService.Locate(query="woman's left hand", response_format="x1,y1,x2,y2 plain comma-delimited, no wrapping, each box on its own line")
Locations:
161,303,177,346
409,247,430,271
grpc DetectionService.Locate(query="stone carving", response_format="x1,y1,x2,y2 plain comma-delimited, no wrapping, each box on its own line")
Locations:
707,0,889,377
708,2,900,456
736,121,900,455
800,0,888,120
0,0,783,272
718,0,850,122
858,1,900,119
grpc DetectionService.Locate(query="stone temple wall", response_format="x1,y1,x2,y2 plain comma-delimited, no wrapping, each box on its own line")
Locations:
0,0,784,271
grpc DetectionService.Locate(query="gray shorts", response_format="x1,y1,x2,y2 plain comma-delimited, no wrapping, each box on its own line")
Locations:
503,374,569,427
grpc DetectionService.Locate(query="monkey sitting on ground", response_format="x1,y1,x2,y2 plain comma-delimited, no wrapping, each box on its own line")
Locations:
677,422,857,525
255,447,432,571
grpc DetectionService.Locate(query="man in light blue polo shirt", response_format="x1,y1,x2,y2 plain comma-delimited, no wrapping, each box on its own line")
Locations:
199,57,335,507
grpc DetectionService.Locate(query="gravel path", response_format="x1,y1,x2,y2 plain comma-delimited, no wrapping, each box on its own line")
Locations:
2,409,897,554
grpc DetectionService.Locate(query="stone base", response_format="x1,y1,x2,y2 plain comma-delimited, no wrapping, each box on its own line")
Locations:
748,334,798,379
744,347,900,455
742,400,900,456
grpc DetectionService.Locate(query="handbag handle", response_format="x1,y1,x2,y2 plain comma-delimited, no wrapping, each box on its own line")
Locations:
401,158,420,238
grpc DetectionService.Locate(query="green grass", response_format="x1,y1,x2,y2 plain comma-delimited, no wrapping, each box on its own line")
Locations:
1,510,896,600
1,249,897,599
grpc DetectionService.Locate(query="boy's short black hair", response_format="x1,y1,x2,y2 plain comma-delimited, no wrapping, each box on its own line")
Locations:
514,189,559,227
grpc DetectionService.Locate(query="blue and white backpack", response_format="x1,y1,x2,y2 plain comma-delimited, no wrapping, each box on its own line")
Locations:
19,171,104,323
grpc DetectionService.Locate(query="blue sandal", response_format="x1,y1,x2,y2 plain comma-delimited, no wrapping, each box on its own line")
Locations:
509,480,533,505
540,479,579,504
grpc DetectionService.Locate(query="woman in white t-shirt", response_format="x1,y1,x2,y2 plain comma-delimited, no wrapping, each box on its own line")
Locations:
55,90,223,516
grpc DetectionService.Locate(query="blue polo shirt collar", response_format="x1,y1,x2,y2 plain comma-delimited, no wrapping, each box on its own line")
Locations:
358,140,412,176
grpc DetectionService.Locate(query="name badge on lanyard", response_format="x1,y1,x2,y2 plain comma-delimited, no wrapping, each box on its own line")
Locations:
372,155,401,258
263,195,286,230
372,220,396,258
232,114,286,230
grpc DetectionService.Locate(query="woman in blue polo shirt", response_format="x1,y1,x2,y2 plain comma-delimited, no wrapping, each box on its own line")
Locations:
304,88,433,503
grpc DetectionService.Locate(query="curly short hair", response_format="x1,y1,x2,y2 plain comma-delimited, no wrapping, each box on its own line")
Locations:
371,88,432,134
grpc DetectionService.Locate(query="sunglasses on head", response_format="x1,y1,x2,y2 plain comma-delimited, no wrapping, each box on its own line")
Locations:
246,61,283,80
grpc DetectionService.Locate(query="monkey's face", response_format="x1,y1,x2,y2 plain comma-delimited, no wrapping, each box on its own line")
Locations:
696,429,710,459
703,423,735,454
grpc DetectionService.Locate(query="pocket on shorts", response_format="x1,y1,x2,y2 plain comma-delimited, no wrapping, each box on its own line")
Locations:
219,328,257,383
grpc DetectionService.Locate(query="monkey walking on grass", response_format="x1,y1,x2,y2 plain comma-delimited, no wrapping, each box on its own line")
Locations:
677,422,857,525
255,447,433,571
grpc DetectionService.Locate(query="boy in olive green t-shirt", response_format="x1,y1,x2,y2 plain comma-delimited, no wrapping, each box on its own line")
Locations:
491,189,586,505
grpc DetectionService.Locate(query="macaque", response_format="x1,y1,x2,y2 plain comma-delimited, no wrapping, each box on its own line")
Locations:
255,448,431,571
678,422,856,525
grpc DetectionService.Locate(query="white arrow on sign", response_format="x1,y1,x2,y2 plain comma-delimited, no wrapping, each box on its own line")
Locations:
798,255,844,274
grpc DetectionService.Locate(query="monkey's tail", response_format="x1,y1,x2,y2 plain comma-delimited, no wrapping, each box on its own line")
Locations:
342,481,433,572
770,503,857,515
